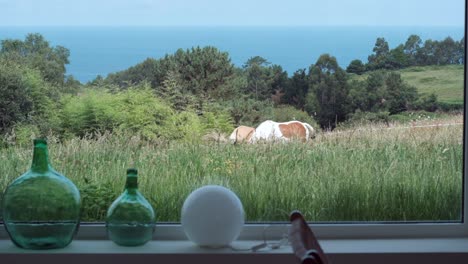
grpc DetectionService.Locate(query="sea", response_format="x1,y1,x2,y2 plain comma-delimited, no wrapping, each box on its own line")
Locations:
0,26,464,83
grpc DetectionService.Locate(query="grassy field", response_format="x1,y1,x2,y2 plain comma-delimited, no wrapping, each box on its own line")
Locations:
351,65,464,104
0,115,463,223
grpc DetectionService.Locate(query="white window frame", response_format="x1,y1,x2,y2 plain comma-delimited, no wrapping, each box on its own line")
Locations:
0,9,467,264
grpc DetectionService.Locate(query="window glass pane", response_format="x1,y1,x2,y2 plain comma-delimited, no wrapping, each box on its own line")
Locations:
0,0,464,223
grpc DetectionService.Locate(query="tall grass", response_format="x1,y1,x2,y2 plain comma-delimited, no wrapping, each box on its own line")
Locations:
0,118,463,223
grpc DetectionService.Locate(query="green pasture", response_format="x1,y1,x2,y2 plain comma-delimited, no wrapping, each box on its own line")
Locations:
351,65,464,105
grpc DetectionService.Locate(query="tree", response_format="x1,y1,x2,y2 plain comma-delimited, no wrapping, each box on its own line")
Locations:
283,69,309,108
269,64,288,103
368,37,390,70
456,37,465,64
417,93,439,112
158,71,196,111
243,56,288,101
0,33,70,85
416,39,438,65
304,90,320,118
171,46,234,99
244,56,269,67
243,56,271,100
308,54,349,129
227,98,273,126
0,63,33,132
0,59,59,133
384,72,418,114
346,59,366,74
213,68,247,101
106,58,162,88
437,37,458,65
404,35,422,65
387,44,409,69
365,71,386,111
347,80,367,113
106,46,235,101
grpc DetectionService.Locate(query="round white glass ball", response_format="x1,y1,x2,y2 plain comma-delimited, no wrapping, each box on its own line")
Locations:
181,185,245,247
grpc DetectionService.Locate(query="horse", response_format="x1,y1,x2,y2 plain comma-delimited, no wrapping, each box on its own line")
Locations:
229,126,256,144
249,120,315,143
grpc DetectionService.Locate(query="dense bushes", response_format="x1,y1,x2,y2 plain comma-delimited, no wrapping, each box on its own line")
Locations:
59,86,234,142
0,62,34,133
343,111,391,127
0,61,61,135
272,105,319,129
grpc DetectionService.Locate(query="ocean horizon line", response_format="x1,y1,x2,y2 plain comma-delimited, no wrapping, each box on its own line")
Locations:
0,25,464,28
0,26,464,82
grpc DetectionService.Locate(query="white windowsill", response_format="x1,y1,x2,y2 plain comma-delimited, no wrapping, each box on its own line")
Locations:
1,238,468,264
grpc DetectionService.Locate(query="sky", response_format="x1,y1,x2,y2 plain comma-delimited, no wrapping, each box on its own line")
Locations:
0,0,465,27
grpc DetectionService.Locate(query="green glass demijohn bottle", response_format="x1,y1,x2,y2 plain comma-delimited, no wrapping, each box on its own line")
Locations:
2,138,81,249
106,168,156,246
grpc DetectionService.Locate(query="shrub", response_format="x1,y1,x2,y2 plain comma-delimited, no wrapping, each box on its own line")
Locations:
116,87,176,140
415,93,439,112
438,102,464,112
227,98,274,127
59,86,239,142
0,62,33,133
389,111,441,123
272,105,319,129
346,59,366,75
11,123,41,146
168,111,204,142
343,110,391,127
60,86,178,140
80,180,118,222
60,90,121,136
202,111,233,135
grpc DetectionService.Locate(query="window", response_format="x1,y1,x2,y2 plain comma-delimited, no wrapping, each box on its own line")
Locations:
0,0,466,244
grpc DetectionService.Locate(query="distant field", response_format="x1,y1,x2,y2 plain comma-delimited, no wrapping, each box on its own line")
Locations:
0,115,462,223
350,65,464,104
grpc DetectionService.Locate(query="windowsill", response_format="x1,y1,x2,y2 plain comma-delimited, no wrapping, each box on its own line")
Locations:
1,238,468,264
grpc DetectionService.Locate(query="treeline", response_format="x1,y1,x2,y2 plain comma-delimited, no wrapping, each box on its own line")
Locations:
103,35,461,129
0,33,463,145
347,35,465,74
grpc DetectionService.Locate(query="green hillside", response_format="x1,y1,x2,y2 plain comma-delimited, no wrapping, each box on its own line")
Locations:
351,65,464,105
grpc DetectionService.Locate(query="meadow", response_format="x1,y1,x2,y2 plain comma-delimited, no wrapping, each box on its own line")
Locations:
400,65,464,105
0,115,463,223
351,64,464,105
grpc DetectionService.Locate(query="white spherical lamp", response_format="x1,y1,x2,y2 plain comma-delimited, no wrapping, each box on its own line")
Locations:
181,185,245,248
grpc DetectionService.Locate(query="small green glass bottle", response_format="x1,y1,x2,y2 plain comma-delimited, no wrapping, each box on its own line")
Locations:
106,169,156,246
2,139,81,249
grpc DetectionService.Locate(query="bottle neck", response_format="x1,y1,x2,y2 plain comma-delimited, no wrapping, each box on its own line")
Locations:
31,141,50,172
125,175,138,192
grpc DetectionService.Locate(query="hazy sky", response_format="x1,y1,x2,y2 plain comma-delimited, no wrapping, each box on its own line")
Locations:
0,0,464,27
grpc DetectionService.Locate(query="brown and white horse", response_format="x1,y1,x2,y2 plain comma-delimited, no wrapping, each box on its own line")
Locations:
229,126,256,144
249,120,315,143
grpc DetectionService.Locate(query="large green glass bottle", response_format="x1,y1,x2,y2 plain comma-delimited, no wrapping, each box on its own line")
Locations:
2,138,81,249
106,168,156,246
